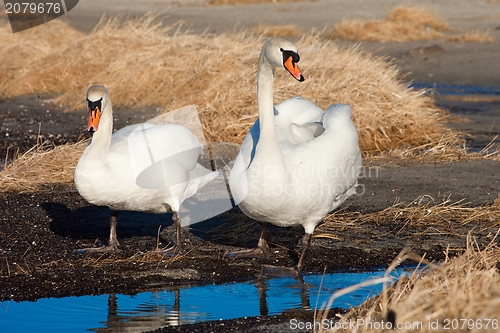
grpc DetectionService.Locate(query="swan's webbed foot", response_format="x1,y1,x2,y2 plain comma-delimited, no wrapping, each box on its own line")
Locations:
76,243,121,253
153,211,185,256
225,245,270,260
155,244,185,257
76,237,121,253
260,232,312,276
77,210,121,253
225,222,271,259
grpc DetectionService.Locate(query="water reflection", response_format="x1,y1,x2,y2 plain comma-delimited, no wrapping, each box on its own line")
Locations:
90,275,315,332
1,270,402,333
410,83,500,97
93,291,182,332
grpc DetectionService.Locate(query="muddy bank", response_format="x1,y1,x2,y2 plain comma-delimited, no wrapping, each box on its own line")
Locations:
2,157,499,303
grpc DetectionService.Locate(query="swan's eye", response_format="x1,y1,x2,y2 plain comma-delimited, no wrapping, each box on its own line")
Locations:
281,50,300,65
87,97,103,113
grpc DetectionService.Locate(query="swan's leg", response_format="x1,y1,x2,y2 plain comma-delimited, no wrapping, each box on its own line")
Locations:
295,232,312,272
225,222,270,259
260,232,311,277
77,210,121,253
107,210,120,250
157,211,185,255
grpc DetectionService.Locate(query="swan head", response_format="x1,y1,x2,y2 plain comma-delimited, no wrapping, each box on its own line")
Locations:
262,38,304,82
86,85,109,133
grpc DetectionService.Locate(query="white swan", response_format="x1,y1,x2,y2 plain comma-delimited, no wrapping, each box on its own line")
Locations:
74,85,217,253
228,38,362,272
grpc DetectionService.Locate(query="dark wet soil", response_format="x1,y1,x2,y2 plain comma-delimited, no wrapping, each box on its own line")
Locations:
0,182,401,303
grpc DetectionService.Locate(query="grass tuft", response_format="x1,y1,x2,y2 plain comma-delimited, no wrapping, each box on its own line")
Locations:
325,6,450,42
320,234,500,333
446,29,496,43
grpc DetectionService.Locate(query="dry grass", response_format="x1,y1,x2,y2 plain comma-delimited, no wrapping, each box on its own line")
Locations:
320,236,500,333
365,132,468,164
319,195,500,235
0,14,463,192
325,6,496,45
0,140,87,192
0,14,451,150
325,6,450,42
251,24,302,38
0,19,85,82
80,247,191,269
315,196,500,332
446,29,496,43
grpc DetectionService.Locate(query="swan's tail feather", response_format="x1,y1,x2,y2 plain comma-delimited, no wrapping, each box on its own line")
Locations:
291,122,325,141
322,104,353,129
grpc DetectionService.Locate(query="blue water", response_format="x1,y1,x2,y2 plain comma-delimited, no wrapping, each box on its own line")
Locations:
411,83,500,96
0,269,406,333
410,82,500,117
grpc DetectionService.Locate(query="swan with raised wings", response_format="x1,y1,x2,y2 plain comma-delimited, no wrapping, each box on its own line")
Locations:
74,85,217,253
228,38,362,272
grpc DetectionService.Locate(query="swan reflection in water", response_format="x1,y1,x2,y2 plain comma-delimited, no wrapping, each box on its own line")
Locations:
92,291,182,333
90,275,312,333
0,270,392,332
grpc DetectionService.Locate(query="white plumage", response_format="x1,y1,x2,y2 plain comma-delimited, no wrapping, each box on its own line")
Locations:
228,38,362,272
75,85,217,252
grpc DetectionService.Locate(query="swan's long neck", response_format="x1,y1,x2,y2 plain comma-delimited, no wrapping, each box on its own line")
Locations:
86,99,113,163
254,52,282,161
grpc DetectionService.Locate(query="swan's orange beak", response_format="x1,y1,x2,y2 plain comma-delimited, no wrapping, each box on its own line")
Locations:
284,56,305,82
87,106,101,132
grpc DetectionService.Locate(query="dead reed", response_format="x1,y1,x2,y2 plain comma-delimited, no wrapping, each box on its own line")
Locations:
319,235,500,333
0,19,85,89
325,6,450,42
364,132,468,164
80,247,190,269
446,29,496,43
325,5,497,45
251,23,302,38
0,14,451,151
319,195,500,235
0,140,87,192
